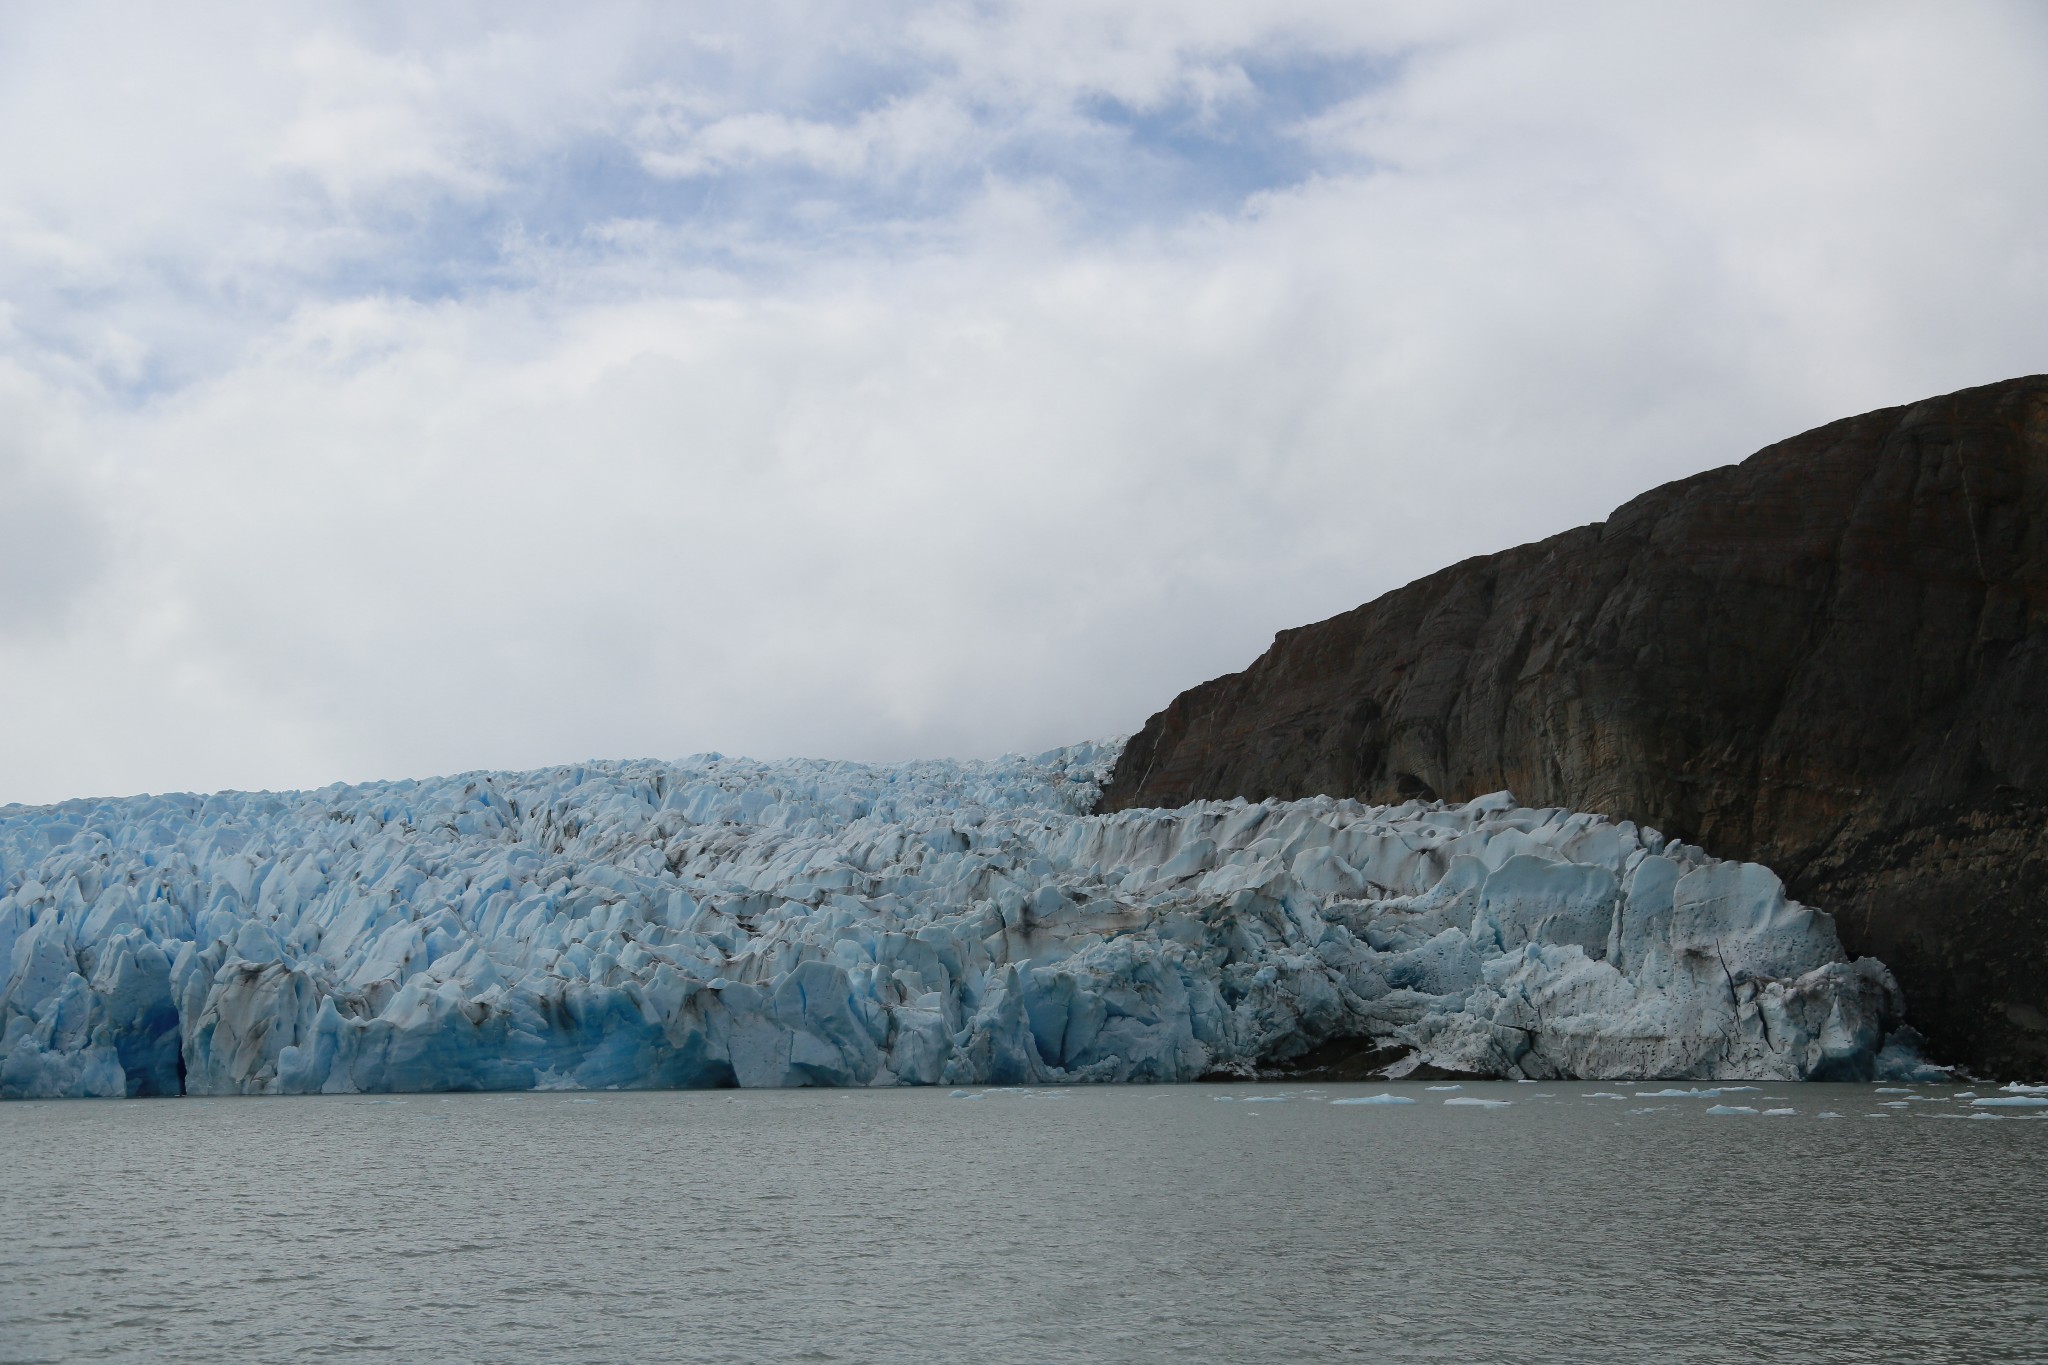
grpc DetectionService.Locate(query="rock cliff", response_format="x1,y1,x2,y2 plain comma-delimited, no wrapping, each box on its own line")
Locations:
1100,376,2048,1078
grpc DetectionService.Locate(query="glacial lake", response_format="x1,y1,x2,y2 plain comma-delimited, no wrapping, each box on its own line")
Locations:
3,1082,2042,1364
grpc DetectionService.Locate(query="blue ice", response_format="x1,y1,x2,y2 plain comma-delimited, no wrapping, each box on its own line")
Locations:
0,743,1924,1099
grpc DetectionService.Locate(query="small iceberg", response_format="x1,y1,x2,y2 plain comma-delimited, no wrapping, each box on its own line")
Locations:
1425,1085,1462,1091
1444,1097,1512,1108
1332,1093,1416,1106
1971,1096,2048,1108
1706,1104,1759,1115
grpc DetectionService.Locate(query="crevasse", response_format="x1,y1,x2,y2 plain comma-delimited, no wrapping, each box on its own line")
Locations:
0,740,1913,1098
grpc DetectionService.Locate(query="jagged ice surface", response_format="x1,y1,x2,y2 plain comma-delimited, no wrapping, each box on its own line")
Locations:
1,742,1912,1098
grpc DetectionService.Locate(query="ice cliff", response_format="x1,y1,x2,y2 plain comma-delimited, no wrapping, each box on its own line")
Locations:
0,742,1913,1099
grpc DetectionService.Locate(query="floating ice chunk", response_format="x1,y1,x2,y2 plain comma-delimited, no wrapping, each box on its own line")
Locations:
1425,1085,1462,1091
1762,1108,1795,1116
1588,1092,1627,1099
1971,1097,2048,1108
1443,1097,1511,1107
1239,1096,1290,1103
1637,1088,1723,1099
1875,1087,1917,1094
1331,1094,1416,1106
1706,1105,1759,1115
1818,1111,1843,1119
2003,1083,2048,1095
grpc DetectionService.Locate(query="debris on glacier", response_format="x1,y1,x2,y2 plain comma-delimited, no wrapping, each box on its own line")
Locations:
1,741,1916,1098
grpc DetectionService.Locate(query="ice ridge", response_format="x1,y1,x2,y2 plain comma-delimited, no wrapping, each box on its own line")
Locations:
1,741,1912,1098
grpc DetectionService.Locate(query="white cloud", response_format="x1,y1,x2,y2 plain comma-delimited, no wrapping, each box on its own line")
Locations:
0,2,2044,804
633,93,979,180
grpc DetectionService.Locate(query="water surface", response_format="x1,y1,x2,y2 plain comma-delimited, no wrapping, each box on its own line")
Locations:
3,1082,2041,1363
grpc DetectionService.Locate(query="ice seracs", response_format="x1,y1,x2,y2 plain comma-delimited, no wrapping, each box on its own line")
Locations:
2,741,1918,1098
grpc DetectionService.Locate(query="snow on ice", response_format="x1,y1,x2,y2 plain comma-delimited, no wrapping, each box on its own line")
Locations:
1,741,1916,1098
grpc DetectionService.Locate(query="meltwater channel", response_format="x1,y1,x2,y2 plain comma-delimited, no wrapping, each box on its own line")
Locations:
4,1081,2042,1364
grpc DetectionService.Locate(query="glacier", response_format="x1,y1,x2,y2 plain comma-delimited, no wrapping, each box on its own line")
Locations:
0,741,1915,1099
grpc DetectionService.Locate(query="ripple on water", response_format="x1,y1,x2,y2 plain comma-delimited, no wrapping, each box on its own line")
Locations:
1,1083,2043,1364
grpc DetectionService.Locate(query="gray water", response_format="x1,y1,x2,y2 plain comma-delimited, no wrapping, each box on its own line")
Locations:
2,1082,2042,1364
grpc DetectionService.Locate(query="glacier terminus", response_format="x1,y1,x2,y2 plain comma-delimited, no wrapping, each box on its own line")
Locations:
0,741,1925,1099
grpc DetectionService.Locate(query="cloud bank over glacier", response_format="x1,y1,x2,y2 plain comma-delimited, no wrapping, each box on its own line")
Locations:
2,3,2046,803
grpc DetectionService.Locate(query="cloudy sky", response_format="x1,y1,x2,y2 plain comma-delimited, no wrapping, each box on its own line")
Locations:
3,2,2045,804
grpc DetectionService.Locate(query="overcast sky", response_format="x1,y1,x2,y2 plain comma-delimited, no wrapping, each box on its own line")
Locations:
3,2,2045,804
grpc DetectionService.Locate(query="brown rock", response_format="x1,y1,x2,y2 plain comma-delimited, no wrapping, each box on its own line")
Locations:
1099,376,2048,1078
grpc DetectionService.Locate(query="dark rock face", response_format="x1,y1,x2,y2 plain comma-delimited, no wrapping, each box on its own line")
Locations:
1100,376,2048,1078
